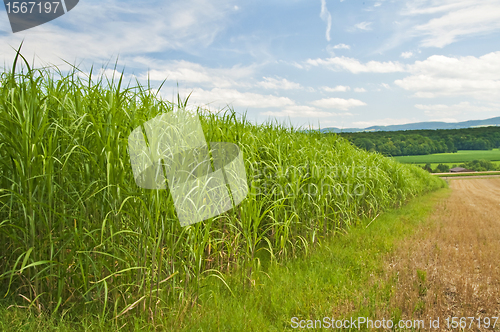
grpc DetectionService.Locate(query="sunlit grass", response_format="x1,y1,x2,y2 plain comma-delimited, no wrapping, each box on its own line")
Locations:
0,49,445,326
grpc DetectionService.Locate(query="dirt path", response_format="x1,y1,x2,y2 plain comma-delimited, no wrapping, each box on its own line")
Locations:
387,178,500,330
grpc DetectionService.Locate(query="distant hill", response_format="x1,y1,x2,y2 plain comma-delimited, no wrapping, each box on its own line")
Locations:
321,116,500,133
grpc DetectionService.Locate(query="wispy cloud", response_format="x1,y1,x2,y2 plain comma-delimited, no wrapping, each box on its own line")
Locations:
403,0,500,48
354,21,372,31
258,77,302,90
307,56,407,73
320,0,332,41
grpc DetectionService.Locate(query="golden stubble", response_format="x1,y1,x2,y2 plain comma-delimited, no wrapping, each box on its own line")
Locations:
385,177,500,329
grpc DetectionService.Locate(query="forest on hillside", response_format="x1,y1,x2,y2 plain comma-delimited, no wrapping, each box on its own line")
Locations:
337,127,500,156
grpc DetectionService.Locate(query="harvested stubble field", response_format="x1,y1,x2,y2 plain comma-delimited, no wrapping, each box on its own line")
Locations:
385,177,500,330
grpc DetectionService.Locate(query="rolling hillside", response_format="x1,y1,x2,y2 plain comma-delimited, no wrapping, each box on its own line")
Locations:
321,116,500,133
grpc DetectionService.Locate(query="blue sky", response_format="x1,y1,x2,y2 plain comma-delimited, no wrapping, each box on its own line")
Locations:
1,0,500,129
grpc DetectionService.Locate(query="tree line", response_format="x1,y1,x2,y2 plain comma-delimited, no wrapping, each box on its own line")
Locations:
336,126,500,156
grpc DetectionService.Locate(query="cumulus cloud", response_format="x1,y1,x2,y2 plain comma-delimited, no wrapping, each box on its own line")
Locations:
311,97,367,110
395,51,500,100
258,77,302,90
320,0,332,41
354,87,367,92
307,56,407,73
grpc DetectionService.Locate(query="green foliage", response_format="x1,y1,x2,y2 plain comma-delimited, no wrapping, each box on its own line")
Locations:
0,51,445,323
434,164,450,173
422,163,432,173
459,159,498,171
352,137,375,151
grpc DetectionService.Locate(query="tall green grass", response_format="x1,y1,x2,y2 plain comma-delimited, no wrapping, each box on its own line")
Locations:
0,51,445,324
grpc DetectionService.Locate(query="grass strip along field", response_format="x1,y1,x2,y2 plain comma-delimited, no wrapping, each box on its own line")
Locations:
436,172,500,178
393,149,500,164
0,52,444,329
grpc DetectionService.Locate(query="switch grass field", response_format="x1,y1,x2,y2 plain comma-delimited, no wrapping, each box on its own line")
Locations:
0,50,444,330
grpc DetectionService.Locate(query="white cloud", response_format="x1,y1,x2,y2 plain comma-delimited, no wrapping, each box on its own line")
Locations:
307,56,407,73
261,105,338,118
135,59,255,89
395,51,500,100
354,21,372,31
322,85,351,92
311,97,367,110
178,87,295,109
333,43,351,50
381,83,391,89
374,2,382,7
320,0,332,42
401,51,413,58
258,77,302,90
354,87,367,92
403,0,500,48
0,0,239,69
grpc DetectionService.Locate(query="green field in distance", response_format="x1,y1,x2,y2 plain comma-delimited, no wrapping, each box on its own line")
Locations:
393,149,500,164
